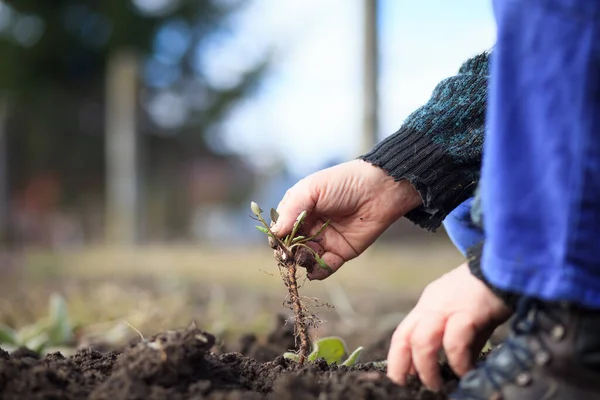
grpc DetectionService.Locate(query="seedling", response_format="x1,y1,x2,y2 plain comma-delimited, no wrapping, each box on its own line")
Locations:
0,293,74,355
251,201,332,365
283,336,364,367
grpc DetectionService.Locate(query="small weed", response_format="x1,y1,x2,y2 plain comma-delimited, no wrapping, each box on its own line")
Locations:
283,336,364,367
251,201,332,365
0,293,74,354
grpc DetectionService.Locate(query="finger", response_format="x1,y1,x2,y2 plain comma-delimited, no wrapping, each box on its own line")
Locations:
410,314,445,391
442,314,477,377
306,251,345,280
272,180,317,237
306,218,360,261
387,313,418,386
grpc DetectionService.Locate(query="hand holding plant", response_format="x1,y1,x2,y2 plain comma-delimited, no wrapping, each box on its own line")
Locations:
271,160,422,280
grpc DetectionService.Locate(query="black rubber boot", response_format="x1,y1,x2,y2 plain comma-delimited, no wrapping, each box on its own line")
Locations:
451,298,600,399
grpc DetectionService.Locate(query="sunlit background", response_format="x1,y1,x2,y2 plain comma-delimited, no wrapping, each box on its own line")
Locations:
0,0,496,354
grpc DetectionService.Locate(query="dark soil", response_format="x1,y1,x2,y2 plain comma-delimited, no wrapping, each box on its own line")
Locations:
0,320,460,400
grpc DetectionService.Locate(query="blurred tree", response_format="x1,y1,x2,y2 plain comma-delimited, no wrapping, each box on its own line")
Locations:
0,0,268,244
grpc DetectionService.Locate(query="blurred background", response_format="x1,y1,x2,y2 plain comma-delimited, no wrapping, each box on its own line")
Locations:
0,0,496,355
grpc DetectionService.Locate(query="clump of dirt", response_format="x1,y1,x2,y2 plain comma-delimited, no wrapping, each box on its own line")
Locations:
0,323,460,400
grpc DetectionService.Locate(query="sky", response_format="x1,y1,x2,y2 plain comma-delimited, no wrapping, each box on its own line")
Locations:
197,0,497,177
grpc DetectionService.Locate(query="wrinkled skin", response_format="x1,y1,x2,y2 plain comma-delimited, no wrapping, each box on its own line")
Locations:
272,159,421,280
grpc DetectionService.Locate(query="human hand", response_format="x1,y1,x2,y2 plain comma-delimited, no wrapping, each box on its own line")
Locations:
387,262,513,391
272,159,421,280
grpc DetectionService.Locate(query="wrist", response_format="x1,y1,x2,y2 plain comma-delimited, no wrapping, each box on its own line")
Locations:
359,159,423,219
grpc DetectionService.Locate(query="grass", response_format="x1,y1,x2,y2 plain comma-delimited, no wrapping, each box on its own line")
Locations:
22,242,461,292
2,242,463,352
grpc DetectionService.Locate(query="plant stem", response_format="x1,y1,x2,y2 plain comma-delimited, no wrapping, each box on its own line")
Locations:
254,214,293,259
286,260,309,365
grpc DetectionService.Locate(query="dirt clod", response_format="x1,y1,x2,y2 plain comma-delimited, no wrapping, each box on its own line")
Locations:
295,246,315,269
0,324,460,399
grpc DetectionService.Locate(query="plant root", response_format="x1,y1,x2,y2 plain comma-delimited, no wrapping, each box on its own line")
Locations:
284,260,309,365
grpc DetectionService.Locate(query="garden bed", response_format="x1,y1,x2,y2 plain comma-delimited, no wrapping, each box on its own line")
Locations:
0,318,460,400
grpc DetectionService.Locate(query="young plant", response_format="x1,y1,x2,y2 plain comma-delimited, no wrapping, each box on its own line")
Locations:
251,201,332,365
283,336,364,367
0,293,74,355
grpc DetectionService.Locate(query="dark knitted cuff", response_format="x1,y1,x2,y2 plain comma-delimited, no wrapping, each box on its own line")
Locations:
359,51,489,231
467,241,520,310
359,130,479,231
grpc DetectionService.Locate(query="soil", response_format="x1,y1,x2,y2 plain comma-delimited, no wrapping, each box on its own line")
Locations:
0,318,462,400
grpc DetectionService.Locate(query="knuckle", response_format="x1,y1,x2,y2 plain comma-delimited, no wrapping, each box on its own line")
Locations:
294,177,310,191
443,335,465,353
391,325,409,343
282,187,294,203
390,334,410,351
389,340,411,357
391,316,415,344
421,282,437,297
410,334,437,354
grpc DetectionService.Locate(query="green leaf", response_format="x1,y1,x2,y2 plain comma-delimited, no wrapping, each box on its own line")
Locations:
288,210,307,244
270,208,279,224
307,347,320,362
283,234,293,247
342,346,364,366
312,337,347,364
48,293,72,344
0,324,17,346
250,201,263,216
283,352,301,362
15,320,49,346
25,332,49,354
314,255,334,274
481,340,493,354
255,225,269,234
291,236,306,244
295,210,307,225
313,220,330,238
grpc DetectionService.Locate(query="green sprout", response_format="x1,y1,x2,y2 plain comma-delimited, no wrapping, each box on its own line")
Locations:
0,293,74,355
283,336,364,367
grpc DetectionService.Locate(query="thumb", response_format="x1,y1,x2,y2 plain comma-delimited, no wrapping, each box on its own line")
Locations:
272,181,317,237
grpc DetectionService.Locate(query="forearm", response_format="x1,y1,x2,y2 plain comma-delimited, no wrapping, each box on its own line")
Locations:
360,51,490,231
